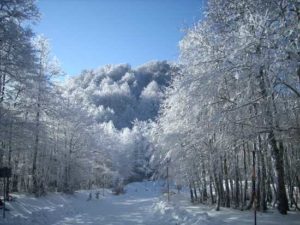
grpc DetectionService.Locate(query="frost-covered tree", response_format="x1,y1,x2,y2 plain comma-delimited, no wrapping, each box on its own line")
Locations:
0,0,39,198
153,0,300,214
65,61,176,129
30,35,62,195
0,0,38,164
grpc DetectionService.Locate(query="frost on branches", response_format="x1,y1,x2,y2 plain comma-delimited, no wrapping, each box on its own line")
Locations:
152,0,299,215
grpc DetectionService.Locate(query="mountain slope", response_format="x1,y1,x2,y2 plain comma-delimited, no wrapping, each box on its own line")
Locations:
65,61,176,129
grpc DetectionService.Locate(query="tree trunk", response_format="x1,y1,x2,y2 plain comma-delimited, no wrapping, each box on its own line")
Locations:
260,145,267,211
214,172,221,211
5,120,13,200
202,164,208,202
189,183,195,203
193,181,198,202
224,154,230,207
235,154,240,208
270,138,289,214
246,145,256,210
32,107,40,195
256,143,261,210
243,142,248,208
209,174,215,204
258,66,289,214
32,67,42,196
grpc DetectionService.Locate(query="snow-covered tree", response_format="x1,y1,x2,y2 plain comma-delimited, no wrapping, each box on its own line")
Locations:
152,0,299,214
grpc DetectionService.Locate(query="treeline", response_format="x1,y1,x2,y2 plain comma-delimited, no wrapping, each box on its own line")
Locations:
151,0,299,215
0,0,165,197
65,61,175,129
0,0,112,196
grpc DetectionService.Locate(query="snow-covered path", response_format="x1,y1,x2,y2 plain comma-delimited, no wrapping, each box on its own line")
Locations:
54,183,160,225
1,182,166,225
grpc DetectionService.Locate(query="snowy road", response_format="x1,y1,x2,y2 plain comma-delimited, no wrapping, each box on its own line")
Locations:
54,183,160,225
2,182,168,225
2,181,300,225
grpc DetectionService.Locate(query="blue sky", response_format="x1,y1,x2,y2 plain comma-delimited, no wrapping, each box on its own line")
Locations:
35,0,205,76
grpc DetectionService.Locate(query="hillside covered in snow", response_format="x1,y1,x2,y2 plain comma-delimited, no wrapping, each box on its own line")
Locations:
65,61,177,129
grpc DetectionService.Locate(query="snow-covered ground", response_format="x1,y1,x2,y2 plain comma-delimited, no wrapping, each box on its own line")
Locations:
0,182,162,225
152,193,300,225
0,181,299,225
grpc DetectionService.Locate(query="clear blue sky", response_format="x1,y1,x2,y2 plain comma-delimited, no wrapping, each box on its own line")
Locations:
35,0,205,76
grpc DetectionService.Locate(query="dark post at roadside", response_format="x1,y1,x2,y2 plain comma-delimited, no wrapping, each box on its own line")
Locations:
3,178,5,219
167,164,170,202
166,157,171,202
0,167,12,219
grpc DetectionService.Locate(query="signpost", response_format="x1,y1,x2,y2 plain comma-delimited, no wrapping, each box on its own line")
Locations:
0,167,12,219
166,157,171,202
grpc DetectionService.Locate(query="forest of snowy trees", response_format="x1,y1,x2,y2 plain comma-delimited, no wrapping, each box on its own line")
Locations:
0,0,299,218
0,0,174,196
151,0,300,215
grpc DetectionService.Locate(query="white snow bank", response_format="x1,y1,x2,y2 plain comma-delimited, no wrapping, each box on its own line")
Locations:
151,191,300,225
150,198,224,225
0,189,111,225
